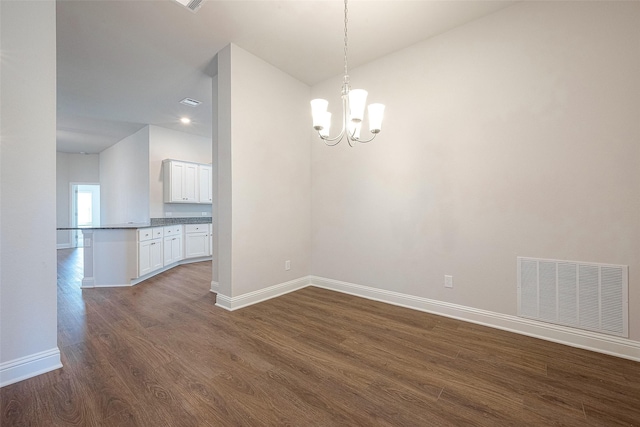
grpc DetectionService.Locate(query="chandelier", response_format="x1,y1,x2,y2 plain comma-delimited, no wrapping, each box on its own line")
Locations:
310,0,385,147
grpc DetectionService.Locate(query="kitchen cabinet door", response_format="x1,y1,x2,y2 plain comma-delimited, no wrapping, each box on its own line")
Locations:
138,238,162,276
163,235,183,266
138,240,152,277
198,164,212,204
164,160,198,203
150,239,163,272
209,224,213,256
183,163,198,201
185,231,209,258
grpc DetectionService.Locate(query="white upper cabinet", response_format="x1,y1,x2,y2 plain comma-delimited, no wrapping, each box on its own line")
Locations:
163,160,212,204
183,163,198,201
163,160,198,203
198,164,213,204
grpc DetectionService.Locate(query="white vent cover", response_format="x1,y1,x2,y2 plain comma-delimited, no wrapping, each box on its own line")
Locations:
179,97,202,107
517,257,628,337
174,0,204,13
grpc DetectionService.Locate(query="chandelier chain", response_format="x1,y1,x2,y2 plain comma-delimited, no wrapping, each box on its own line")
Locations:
343,0,349,84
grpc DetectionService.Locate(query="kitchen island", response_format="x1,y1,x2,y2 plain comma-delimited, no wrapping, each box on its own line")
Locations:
58,217,212,288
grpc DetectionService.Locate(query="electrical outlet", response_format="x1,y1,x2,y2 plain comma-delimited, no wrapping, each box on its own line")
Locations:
285,260,291,271
201,212,207,216
444,275,453,288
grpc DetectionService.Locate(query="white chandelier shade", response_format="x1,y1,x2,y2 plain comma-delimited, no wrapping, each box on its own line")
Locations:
348,89,368,123
367,103,385,133
311,95,385,137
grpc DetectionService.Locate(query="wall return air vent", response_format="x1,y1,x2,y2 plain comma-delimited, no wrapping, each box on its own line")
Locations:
174,0,204,13
517,257,628,337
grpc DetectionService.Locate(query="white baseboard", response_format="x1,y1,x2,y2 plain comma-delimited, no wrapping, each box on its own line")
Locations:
210,281,219,293
180,256,213,265
127,256,214,287
56,243,72,250
190,272,640,361
81,277,95,289
0,348,62,388
215,276,311,311
309,276,640,362
92,283,133,288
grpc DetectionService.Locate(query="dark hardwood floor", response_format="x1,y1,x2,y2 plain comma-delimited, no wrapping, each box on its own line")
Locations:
1,248,639,426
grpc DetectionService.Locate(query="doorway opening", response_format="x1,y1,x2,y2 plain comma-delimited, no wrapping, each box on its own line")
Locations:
71,183,100,248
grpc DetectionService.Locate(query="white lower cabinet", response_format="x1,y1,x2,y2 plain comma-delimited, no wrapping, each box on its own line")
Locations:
185,224,210,258
138,241,152,276
136,223,211,281
163,225,183,266
138,227,163,277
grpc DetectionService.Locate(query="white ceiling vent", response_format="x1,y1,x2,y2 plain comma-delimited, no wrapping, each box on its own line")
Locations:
174,0,205,13
179,97,202,107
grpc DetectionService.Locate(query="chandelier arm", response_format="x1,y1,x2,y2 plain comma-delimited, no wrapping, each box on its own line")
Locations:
352,133,378,144
319,127,346,144
320,132,344,146
346,124,359,147
317,89,349,143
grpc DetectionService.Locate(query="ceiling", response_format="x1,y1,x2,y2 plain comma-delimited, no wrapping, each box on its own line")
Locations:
56,0,518,153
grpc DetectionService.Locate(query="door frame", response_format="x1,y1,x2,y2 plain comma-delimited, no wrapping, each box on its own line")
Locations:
69,182,100,248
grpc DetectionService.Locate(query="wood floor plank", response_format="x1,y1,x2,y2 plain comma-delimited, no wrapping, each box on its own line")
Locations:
63,342,139,422
37,376,99,427
0,386,45,427
2,249,639,426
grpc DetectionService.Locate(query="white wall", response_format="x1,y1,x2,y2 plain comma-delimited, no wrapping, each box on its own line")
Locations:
56,153,100,247
311,1,640,341
0,0,61,385
148,125,212,218
100,126,150,224
212,74,219,286
216,49,232,295
216,44,312,299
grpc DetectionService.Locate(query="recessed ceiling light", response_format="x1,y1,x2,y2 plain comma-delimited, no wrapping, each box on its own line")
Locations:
179,97,202,107
180,117,191,124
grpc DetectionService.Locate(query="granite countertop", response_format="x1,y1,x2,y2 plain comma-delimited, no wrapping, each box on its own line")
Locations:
150,217,212,226
57,223,150,230
57,217,212,231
